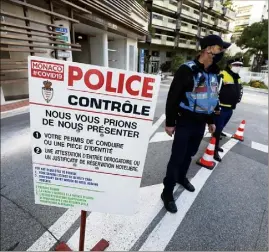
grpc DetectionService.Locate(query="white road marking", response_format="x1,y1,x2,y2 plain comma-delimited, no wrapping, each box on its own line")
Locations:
151,114,165,137
150,131,173,143
26,114,167,251
27,209,81,251
204,131,232,138
160,84,170,88
139,138,239,251
67,184,174,251
251,141,268,153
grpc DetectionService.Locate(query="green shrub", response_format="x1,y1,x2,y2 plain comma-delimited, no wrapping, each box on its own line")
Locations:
171,55,185,74
241,82,249,86
248,80,268,89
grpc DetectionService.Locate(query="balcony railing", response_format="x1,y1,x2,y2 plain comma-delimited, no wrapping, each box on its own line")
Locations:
236,11,251,17
151,33,175,46
152,0,177,12
235,19,249,26
181,5,200,20
223,7,236,20
178,38,196,49
203,14,215,26
201,29,207,37
180,22,198,35
204,0,210,8
192,0,201,5
215,19,228,30
152,12,176,30
208,30,219,35
210,0,223,14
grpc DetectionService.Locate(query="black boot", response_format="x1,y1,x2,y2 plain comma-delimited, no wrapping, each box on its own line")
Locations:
217,147,224,152
214,151,222,162
161,190,177,213
221,132,227,137
178,178,195,192
213,131,222,162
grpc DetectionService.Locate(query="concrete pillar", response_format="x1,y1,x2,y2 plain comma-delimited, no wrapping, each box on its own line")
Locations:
90,33,108,67
126,38,137,71
108,38,126,69
1,87,6,105
160,51,166,65
102,33,109,67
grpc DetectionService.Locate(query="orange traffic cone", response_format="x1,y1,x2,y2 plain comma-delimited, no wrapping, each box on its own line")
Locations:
232,120,245,141
197,137,216,170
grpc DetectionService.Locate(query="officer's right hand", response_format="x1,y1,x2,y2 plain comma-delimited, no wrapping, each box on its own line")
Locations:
165,126,175,137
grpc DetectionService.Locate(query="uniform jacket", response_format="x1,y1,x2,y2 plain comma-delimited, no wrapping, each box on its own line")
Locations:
219,67,243,110
165,59,220,127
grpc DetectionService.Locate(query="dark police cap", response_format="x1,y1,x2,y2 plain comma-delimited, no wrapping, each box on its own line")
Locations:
227,57,244,65
200,35,231,50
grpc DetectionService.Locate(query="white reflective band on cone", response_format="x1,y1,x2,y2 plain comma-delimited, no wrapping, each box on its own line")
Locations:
207,143,215,150
202,153,213,161
235,131,244,136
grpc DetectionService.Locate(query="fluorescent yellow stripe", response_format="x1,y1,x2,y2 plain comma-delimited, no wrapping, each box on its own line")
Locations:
220,103,232,107
221,70,234,84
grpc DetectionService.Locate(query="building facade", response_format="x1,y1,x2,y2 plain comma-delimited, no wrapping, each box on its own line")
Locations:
232,0,268,41
0,0,149,104
139,0,236,73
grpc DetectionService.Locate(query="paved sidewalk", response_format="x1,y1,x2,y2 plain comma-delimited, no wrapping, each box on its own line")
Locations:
1,99,29,119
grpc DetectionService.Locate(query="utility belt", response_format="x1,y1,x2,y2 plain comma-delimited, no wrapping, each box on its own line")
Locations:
178,107,210,124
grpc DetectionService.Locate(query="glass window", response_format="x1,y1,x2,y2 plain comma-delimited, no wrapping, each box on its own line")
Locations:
167,37,174,42
169,0,177,6
182,5,190,11
152,51,160,57
181,22,188,26
194,10,200,15
166,52,172,57
153,14,163,20
168,19,176,24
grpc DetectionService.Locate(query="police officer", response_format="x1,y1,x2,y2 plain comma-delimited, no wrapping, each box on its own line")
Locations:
213,58,244,161
162,35,231,213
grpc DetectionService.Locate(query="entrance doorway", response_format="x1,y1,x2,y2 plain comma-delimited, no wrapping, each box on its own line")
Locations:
151,61,159,73
72,33,91,64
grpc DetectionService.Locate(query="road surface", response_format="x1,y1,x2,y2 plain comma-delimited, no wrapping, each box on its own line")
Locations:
1,83,268,251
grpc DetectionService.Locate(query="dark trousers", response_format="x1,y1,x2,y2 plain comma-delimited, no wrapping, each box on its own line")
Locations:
163,117,206,193
214,107,233,151
215,107,233,134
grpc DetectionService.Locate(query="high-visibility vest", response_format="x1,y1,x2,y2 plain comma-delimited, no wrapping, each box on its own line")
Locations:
179,61,219,114
219,70,241,108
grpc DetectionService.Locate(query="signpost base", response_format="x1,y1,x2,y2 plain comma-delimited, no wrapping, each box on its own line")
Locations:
90,239,109,251
54,211,109,252
55,242,72,251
